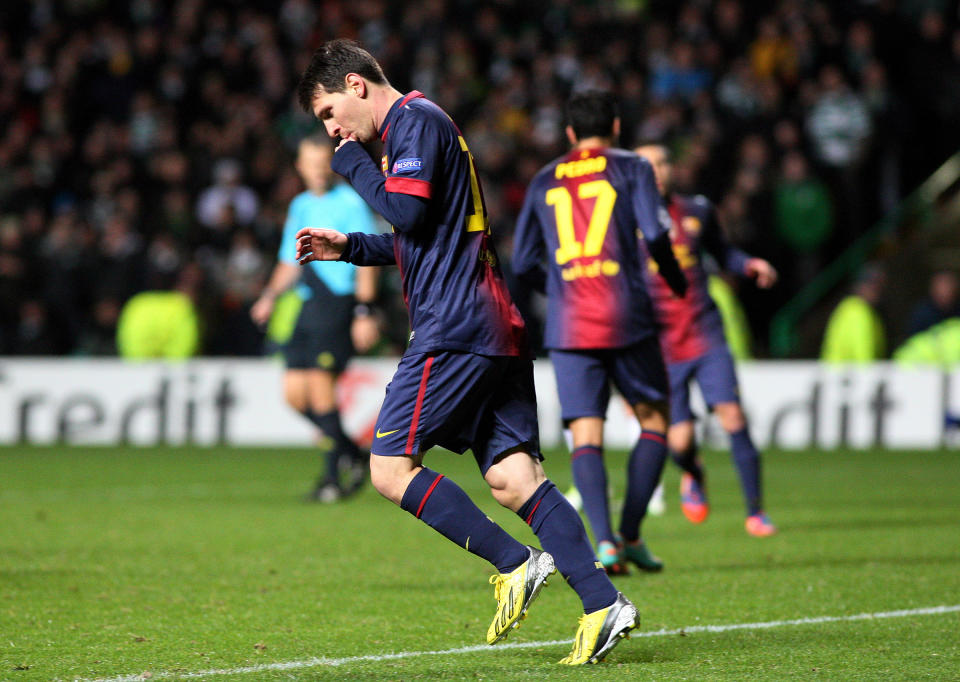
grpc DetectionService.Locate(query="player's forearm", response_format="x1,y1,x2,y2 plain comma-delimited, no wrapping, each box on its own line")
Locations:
332,142,429,232
701,209,751,275
723,247,751,275
354,265,379,304
261,262,301,298
340,232,397,266
647,232,688,298
705,235,751,275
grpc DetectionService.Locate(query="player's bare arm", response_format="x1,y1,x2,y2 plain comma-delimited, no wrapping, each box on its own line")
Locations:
351,265,380,352
250,262,301,326
745,258,778,288
295,227,348,263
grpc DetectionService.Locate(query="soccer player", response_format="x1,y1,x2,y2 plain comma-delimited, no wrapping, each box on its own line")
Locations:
294,40,636,665
251,135,380,502
512,92,688,576
635,143,778,536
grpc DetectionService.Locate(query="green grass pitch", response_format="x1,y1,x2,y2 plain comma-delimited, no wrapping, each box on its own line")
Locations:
1,445,958,680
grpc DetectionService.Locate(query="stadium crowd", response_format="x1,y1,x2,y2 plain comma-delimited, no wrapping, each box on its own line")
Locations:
1,0,958,357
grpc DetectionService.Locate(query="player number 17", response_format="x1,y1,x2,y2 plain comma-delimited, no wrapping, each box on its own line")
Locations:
546,180,617,265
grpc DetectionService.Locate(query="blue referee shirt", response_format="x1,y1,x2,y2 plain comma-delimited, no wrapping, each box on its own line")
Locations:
278,184,376,299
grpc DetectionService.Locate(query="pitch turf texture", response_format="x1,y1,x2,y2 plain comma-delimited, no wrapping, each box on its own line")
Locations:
2,446,958,681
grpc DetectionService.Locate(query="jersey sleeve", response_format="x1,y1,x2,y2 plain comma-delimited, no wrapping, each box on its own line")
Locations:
340,232,397,266
331,141,429,232
699,197,750,275
632,159,687,297
511,183,548,294
383,111,442,200
277,198,301,264
630,159,670,243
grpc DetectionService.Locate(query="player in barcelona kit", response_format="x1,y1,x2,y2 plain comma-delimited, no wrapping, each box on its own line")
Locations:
513,92,688,576
251,135,380,502
294,40,636,665
635,144,778,537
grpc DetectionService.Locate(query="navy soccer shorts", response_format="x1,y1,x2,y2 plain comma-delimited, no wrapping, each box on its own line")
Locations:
283,294,354,373
371,350,542,474
667,345,741,424
549,335,669,424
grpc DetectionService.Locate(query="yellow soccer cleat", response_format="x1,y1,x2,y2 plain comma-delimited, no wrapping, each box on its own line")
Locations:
559,592,638,665
486,546,556,644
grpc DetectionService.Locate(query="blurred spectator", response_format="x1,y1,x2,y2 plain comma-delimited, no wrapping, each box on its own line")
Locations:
195,158,260,240
116,264,203,360
14,300,58,355
894,318,960,368
821,265,887,363
749,16,796,83
907,270,960,338
77,297,121,356
209,229,269,355
649,41,711,103
806,64,872,242
0,216,29,352
774,151,833,286
806,65,872,169
0,1,954,358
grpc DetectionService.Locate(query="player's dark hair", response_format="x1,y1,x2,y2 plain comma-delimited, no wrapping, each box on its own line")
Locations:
565,91,619,140
636,141,672,162
297,39,388,112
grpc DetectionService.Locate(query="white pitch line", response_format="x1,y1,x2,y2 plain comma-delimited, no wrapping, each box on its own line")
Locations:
80,604,960,682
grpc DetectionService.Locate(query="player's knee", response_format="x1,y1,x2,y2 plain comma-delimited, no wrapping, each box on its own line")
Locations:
715,403,746,433
285,393,307,414
635,400,669,433
485,450,545,512
489,485,522,510
369,457,410,505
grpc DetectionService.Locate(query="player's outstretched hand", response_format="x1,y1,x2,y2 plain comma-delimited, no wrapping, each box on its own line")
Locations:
296,228,348,264
745,258,778,288
250,294,275,326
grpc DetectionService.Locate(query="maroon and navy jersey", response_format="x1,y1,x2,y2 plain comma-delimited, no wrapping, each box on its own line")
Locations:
512,147,670,350
644,194,750,363
335,92,525,356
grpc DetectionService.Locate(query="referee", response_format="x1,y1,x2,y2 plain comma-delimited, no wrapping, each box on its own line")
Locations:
252,134,380,501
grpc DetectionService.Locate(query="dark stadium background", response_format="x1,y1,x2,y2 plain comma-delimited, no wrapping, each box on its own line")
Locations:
1,0,958,358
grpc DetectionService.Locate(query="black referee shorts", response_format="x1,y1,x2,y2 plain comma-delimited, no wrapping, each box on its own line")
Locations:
282,294,354,373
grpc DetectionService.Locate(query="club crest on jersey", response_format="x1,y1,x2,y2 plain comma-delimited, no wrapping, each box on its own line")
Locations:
392,158,422,174
381,155,388,175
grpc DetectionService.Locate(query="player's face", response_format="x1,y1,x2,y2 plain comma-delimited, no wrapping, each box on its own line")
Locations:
295,142,334,194
636,146,672,197
311,85,377,144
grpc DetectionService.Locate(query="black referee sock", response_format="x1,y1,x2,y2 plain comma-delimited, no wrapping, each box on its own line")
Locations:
306,409,362,460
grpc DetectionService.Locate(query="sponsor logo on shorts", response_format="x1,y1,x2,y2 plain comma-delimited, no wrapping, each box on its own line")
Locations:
376,428,401,438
